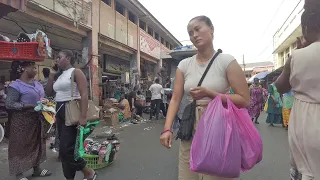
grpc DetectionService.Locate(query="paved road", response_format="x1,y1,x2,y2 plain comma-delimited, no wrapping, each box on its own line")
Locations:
0,113,290,180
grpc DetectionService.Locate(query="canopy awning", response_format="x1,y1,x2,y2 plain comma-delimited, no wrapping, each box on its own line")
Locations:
248,71,271,83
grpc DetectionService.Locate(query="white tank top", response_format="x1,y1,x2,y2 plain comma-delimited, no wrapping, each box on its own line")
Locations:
53,68,81,102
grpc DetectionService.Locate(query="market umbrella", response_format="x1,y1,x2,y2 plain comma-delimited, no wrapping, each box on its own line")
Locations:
248,71,270,83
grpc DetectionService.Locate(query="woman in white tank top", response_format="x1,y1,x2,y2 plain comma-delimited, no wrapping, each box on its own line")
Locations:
160,16,250,180
46,50,97,180
275,1,320,179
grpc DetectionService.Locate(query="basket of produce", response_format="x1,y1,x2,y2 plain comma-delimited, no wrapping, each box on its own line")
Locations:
74,121,120,170
83,136,120,170
0,41,44,61
0,30,52,61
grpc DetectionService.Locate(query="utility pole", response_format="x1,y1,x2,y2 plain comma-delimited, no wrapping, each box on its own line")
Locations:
242,54,246,72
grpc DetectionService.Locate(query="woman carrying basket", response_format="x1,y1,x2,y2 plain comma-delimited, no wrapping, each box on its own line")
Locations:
46,50,97,180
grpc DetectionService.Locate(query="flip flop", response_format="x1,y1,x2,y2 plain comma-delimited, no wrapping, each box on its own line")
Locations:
32,169,52,177
19,178,28,180
84,172,97,180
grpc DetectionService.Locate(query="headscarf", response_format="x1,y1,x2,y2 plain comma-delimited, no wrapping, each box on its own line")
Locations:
11,61,35,79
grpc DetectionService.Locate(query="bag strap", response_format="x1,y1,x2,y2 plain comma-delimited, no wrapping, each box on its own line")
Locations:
70,68,76,100
197,49,222,87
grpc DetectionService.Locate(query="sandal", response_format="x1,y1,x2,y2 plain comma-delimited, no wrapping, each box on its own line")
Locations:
32,169,52,177
84,172,97,180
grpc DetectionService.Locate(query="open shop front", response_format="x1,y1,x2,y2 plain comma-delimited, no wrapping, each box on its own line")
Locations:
140,56,158,94
100,53,131,100
99,52,133,127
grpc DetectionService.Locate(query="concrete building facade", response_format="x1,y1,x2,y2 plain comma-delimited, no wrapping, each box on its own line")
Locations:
0,0,181,102
273,0,304,69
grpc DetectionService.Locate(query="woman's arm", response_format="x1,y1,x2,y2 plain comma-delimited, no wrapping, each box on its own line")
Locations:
5,87,35,110
74,69,88,119
275,56,292,94
206,61,250,108
45,72,57,97
164,69,184,130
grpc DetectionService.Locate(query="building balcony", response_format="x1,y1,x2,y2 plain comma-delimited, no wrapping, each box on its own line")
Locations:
27,0,92,28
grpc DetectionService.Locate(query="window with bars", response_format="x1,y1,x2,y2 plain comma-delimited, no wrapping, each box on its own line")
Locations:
102,0,111,6
139,20,146,31
115,2,125,16
128,11,137,24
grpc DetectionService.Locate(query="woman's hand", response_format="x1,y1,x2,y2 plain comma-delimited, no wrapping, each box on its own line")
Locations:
190,87,210,100
79,116,87,127
160,131,173,149
49,61,58,74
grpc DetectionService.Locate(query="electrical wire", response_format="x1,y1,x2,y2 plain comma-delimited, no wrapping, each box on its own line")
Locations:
255,0,303,60
257,0,286,42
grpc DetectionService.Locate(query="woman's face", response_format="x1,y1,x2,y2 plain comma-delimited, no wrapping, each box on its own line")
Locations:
56,52,70,69
187,19,213,49
24,64,37,78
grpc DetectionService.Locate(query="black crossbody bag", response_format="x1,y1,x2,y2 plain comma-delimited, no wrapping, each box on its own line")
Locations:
176,49,222,141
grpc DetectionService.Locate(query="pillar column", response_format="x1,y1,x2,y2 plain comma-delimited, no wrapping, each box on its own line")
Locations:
86,0,100,103
137,19,141,75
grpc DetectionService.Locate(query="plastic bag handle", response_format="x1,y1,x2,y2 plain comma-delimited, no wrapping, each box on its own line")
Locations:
225,94,234,110
214,94,232,110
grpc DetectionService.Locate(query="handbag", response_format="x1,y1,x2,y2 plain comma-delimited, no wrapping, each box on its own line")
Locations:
65,69,100,126
176,49,222,141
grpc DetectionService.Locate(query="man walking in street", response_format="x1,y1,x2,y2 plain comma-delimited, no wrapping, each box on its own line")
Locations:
149,78,163,120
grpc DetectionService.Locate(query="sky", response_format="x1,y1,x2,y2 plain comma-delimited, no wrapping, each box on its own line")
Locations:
138,0,301,63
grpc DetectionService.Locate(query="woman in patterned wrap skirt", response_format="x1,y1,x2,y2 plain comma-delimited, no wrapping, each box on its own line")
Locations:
5,61,51,180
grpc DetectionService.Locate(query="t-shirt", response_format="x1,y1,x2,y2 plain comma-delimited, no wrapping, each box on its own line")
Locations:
149,83,163,100
178,53,235,101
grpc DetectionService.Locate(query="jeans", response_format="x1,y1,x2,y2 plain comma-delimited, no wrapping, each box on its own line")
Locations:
56,102,86,179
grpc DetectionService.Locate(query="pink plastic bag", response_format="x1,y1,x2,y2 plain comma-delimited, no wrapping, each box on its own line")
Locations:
230,102,263,171
190,95,241,178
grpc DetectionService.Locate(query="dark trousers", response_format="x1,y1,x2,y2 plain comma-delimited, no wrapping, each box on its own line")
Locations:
160,102,167,117
56,102,86,179
135,103,143,116
149,99,161,119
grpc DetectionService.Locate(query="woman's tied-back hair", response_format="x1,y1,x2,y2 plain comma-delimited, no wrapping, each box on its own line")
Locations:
189,15,214,29
60,49,76,65
302,0,320,34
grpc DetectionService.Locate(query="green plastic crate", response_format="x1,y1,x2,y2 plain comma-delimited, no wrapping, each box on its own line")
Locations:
83,153,113,170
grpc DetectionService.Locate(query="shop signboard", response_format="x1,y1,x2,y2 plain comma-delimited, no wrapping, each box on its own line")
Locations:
105,55,130,74
140,31,160,59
